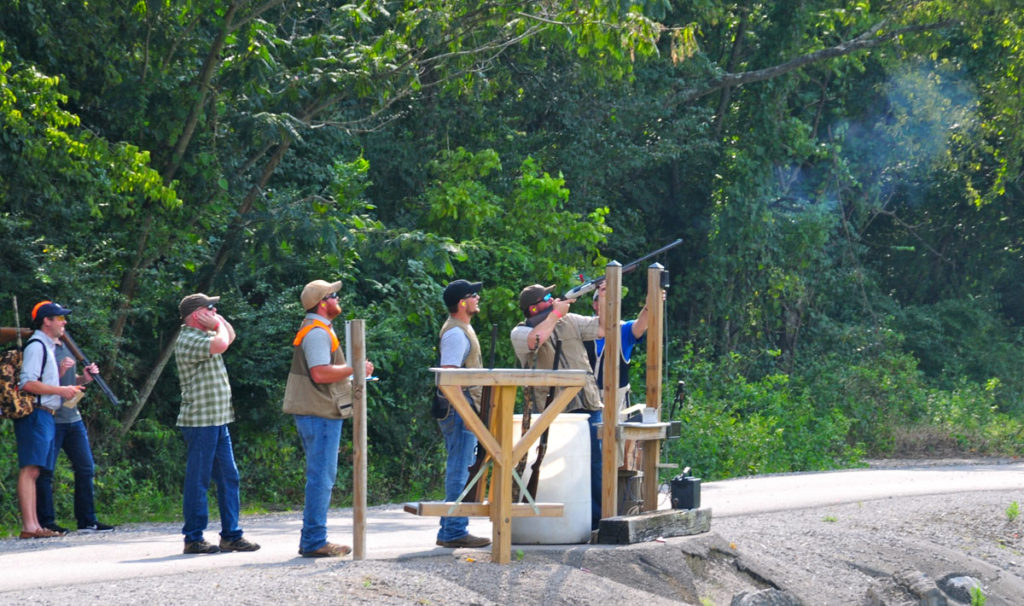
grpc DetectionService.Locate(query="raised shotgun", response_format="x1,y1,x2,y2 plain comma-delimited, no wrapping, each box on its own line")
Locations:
563,238,682,300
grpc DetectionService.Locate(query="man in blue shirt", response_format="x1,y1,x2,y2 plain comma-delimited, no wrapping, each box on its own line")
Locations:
586,282,658,469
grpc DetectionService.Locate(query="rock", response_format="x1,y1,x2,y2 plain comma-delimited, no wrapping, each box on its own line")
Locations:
893,568,946,606
937,574,983,604
730,588,804,606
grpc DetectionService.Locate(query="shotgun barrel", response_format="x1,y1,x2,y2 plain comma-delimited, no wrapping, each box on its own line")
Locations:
563,238,682,300
61,331,120,407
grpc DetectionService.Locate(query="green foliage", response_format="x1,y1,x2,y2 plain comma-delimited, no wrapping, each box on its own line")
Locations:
1006,501,1019,523
896,300,1024,412
664,345,859,481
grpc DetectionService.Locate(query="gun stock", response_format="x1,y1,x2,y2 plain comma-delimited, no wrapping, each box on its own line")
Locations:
0,327,33,345
62,332,120,407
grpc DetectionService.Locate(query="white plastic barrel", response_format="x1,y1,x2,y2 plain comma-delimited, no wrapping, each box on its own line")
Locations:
510,413,591,544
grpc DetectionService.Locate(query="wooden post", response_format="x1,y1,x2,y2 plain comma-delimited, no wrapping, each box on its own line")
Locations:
491,384,515,564
601,262,621,521
642,264,665,510
350,319,367,559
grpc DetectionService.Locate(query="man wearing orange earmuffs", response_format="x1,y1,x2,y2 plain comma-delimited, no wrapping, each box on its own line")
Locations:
510,284,605,530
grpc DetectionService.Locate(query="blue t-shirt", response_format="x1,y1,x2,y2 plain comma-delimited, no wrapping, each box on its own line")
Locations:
592,320,644,390
594,320,640,362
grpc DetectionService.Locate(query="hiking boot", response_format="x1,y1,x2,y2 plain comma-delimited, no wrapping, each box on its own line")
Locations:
45,523,70,534
299,542,351,558
79,522,115,532
435,533,491,548
220,536,261,552
183,539,221,554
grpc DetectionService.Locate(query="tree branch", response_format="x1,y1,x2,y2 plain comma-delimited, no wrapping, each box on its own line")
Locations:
675,19,960,105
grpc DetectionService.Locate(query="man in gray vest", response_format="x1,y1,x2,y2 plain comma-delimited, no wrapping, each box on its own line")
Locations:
36,332,115,534
283,279,374,557
434,279,490,548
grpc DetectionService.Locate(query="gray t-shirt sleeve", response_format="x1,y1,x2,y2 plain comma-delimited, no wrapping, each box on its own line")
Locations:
301,327,334,368
439,327,471,367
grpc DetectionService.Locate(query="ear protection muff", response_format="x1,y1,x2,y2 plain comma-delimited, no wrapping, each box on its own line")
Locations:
529,299,553,316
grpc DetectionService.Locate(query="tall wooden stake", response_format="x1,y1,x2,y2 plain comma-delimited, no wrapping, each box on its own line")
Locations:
350,319,367,559
601,262,622,522
643,264,665,510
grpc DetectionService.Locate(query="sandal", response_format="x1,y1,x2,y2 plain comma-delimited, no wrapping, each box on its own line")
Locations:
19,528,63,539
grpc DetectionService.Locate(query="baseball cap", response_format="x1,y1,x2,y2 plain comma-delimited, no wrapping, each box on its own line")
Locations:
300,279,342,310
443,279,483,308
32,300,73,322
518,284,555,312
179,293,220,319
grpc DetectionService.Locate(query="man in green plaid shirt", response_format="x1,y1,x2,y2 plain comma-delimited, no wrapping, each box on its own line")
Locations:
174,292,260,555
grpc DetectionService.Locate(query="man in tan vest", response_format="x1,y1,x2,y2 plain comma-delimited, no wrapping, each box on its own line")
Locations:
433,279,490,548
510,284,604,529
283,279,373,557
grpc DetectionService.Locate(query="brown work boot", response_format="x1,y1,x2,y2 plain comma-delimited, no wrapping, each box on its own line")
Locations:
219,536,261,552
183,539,220,554
436,533,491,548
299,542,351,558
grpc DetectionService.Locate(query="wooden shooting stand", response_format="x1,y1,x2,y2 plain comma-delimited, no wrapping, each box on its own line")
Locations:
598,263,674,517
404,367,586,564
597,263,709,544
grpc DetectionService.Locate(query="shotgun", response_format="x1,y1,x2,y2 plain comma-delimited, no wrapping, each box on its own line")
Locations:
62,331,120,407
523,338,561,502
563,238,682,300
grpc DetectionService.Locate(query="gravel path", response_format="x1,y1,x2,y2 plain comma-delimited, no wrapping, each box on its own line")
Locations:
2,458,1023,605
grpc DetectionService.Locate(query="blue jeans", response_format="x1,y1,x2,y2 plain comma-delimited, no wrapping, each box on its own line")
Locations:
569,409,603,530
180,425,242,544
37,420,98,528
293,414,343,553
436,408,478,542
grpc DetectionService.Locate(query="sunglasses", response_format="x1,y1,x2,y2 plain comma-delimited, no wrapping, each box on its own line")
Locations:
323,292,339,301
541,293,552,302
50,316,67,322
462,293,480,300
206,303,216,310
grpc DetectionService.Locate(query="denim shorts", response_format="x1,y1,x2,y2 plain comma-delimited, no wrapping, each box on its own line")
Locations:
14,408,56,469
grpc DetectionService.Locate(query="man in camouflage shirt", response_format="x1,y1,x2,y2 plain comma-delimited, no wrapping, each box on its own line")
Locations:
174,293,259,555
